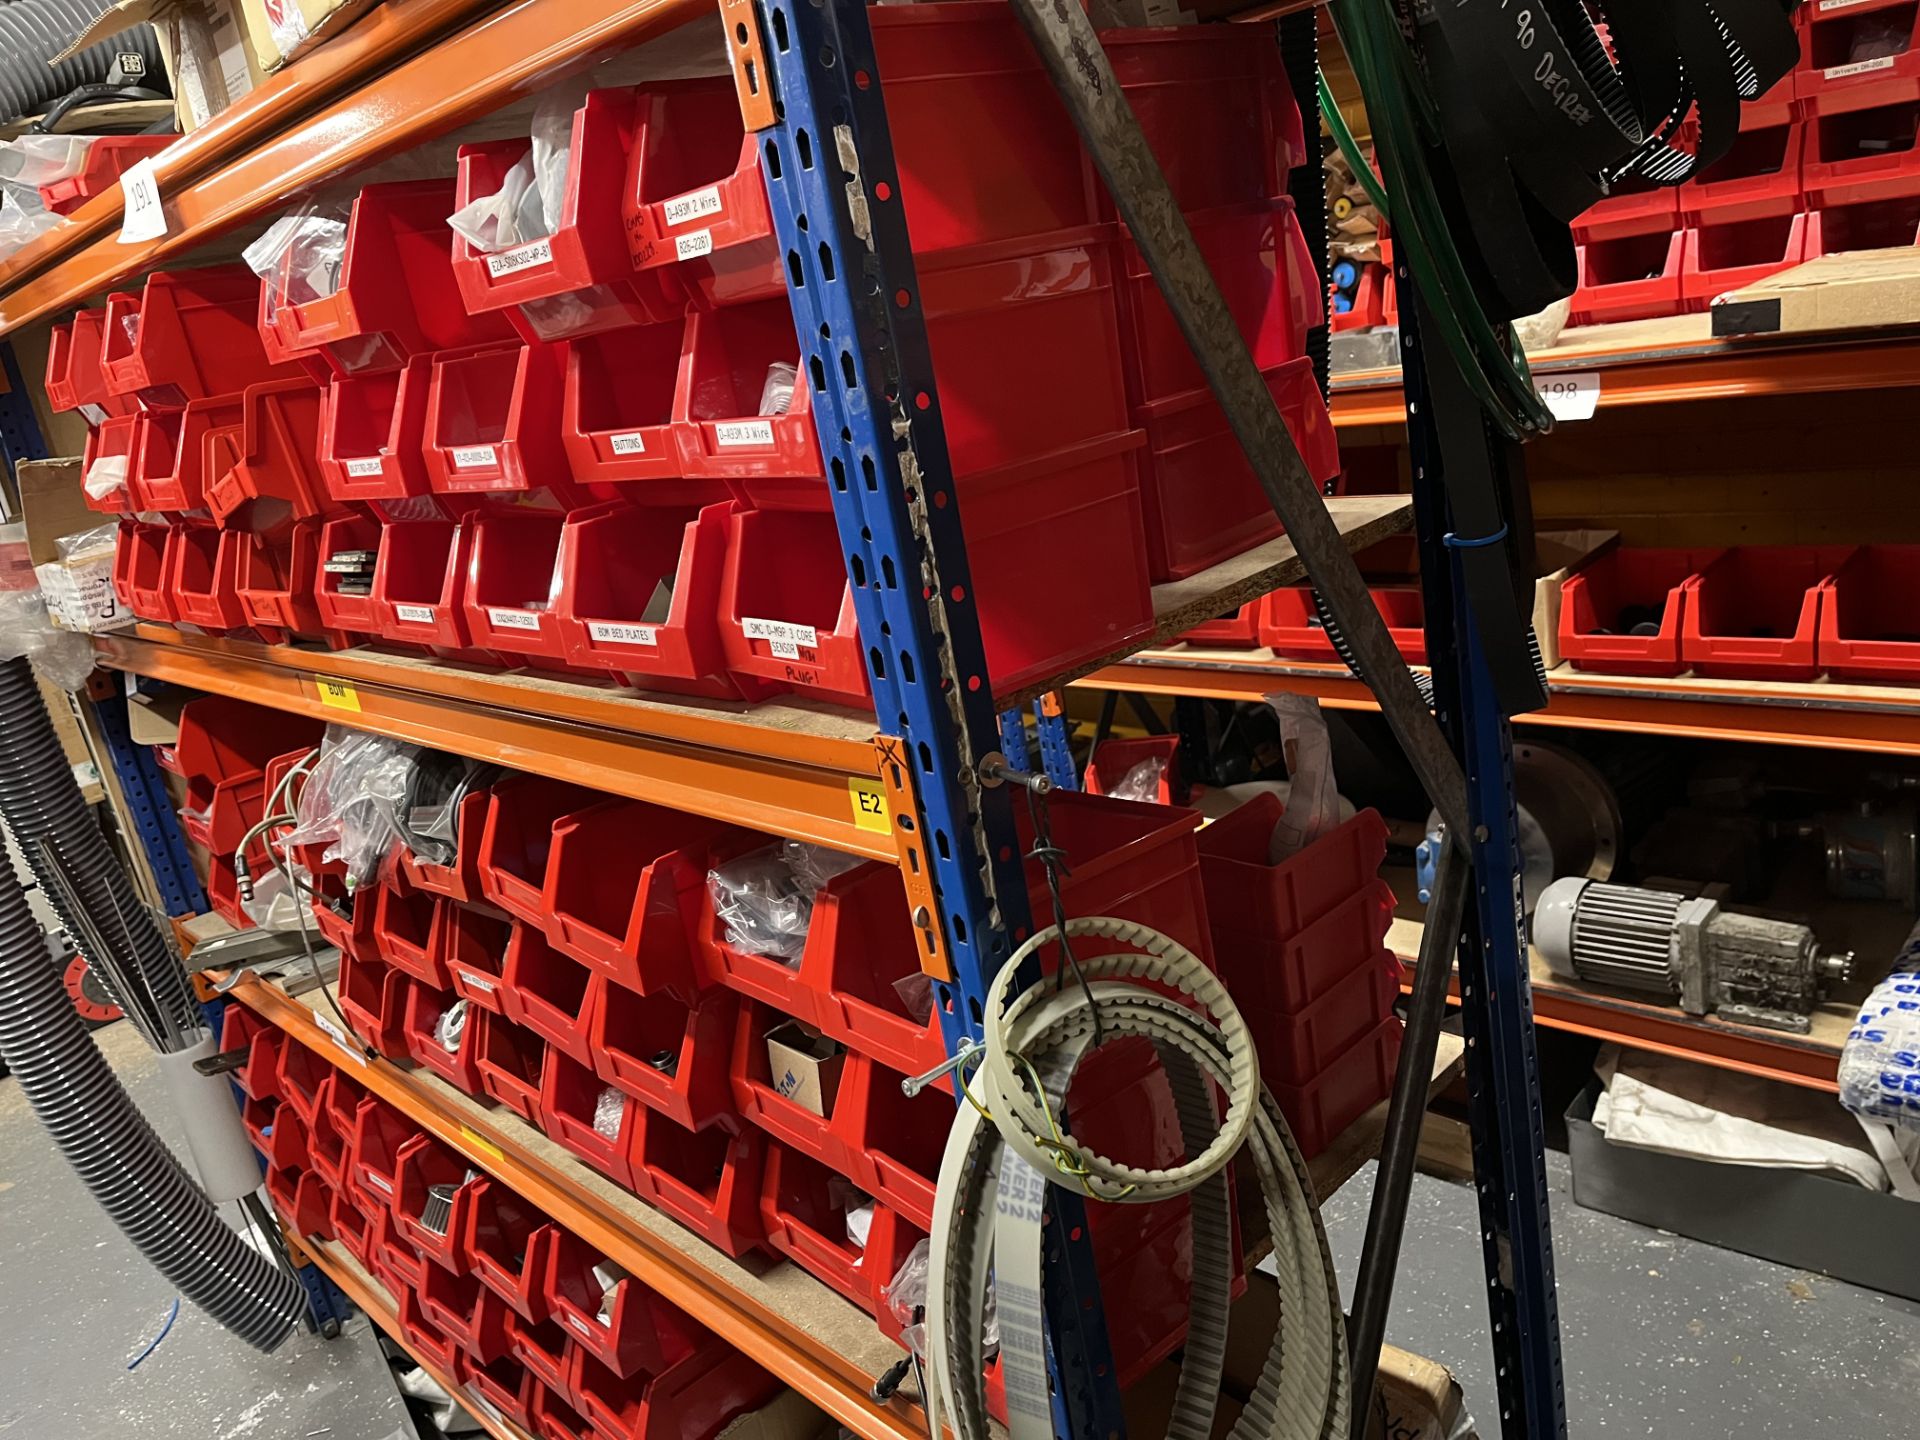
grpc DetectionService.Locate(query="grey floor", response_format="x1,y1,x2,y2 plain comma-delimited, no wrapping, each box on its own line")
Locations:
1321,1153,1920,1436
0,1020,407,1440
8,1023,1920,1438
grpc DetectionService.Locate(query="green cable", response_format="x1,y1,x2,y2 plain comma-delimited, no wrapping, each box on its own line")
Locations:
1323,0,1552,438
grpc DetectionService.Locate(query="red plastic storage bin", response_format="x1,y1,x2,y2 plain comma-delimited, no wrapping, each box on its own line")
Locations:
531,1381,595,1440
629,1109,765,1256
237,520,342,646
276,1038,331,1124
451,90,685,341
553,500,756,699
374,879,451,987
338,949,412,1058
1245,951,1404,1088
1573,183,1680,244
1082,735,1180,805
505,925,603,1068
727,1000,863,1184
266,1164,333,1241
403,980,487,1096
458,504,574,665
1259,583,1426,664
309,1072,369,1191
1797,0,1920,110
472,1010,548,1123
758,1141,924,1316
1134,356,1338,581
396,1286,464,1376
543,796,727,999
1271,1016,1402,1160
1682,546,1855,681
509,1312,573,1396
1223,876,1396,1018
46,308,135,419
1115,201,1320,410
36,135,171,214
332,1189,376,1266
1197,797,1389,963
1818,545,1920,681
420,1262,513,1364
125,394,241,512
1679,212,1811,311
1806,190,1920,254
477,776,602,925
350,1096,418,1210
114,518,172,618
423,342,571,496
1679,123,1807,224
398,784,495,905
221,1003,285,1100
82,412,141,514
202,379,329,528
1803,88,1920,206
665,299,818,488
311,512,385,637
540,1047,642,1187
720,433,1153,708
369,514,481,656
468,1354,539,1431
464,1178,557,1322
391,1132,484,1267
544,1227,706,1378
167,521,252,635
319,356,436,502
1557,546,1725,677
257,180,515,376
1571,231,1686,325
558,324,695,492
441,906,516,1013
1180,601,1261,647
161,697,320,854
590,983,736,1132
311,885,376,964
571,1334,776,1440
101,266,290,405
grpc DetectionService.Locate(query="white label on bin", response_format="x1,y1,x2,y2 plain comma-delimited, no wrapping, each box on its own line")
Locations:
364,1170,392,1192
451,445,499,469
394,603,436,624
608,431,648,456
674,228,715,260
1825,55,1896,79
587,621,659,647
456,971,497,994
566,1313,594,1338
118,158,167,244
663,185,725,227
713,418,775,448
1531,371,1601,422
343,457,385,478
487,607,542,632
1819,0,1880,11
743,617,817,660
486,237,553,276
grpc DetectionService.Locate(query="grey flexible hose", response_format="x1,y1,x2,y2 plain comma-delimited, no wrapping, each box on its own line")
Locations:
0,659,196,1038
0,0,163,124
0,757,306,1347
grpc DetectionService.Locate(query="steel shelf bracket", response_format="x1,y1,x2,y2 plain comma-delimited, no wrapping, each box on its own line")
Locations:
740,1,1125,1434
1033,692,1078,792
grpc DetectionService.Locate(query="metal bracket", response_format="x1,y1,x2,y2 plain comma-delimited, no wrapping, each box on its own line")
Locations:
874,735,952,983
718,0,776,131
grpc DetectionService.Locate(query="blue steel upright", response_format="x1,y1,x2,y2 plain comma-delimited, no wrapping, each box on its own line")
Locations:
746,2,1125,1436
0,340,48,490
92,677,208,917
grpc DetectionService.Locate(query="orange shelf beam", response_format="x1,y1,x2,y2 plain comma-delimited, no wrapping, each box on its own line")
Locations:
0,0,707,337
1080,652,1920,757
234,974,928,1440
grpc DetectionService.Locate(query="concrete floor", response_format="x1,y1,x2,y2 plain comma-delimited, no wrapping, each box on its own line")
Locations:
1320,1153,1920,1436
9,1021,1920,1438
0,1020,407,1440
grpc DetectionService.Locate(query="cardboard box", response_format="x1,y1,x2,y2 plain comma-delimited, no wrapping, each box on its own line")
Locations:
1531,529,1618,670
235,0,381,72
765,1020,845,1118
56,0,261,133
17,459,132,637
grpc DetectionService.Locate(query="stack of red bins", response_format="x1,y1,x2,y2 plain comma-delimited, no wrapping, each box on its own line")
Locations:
152,697,322,931
1799,0,1920,258
67,266,338,641
231,1008,784,1439
1197,793,1403,1159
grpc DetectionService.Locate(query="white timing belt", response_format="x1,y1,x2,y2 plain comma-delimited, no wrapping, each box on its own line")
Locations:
925,916,1350,1440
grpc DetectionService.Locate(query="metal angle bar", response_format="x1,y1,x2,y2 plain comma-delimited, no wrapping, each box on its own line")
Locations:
745,2,1126,1435
1003,0,1468,839
1403,286,1566,1440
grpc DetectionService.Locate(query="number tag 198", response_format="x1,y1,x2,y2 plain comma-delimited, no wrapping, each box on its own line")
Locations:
1532,371,1601,422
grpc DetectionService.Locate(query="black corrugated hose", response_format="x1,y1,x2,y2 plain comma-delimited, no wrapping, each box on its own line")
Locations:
0,657,306,1351
0,658,196,1036
0,0,165,124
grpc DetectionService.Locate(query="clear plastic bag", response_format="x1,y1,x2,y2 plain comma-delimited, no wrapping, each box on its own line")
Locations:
56,524,120,562
0,134,96,187
885,1238,997,1361
0,524,96,689
244,199,354,332
708,840,863,960
593,1085,627,1140
1108,755,1166,804
447,78,591,252
1840,925,1920,1132
282,728,423,888
83,454,129,504
447,153,534,254
0,187,62,258
759,362,797,417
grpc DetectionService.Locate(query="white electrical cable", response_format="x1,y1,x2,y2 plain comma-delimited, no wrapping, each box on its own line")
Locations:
925,916,1350,1440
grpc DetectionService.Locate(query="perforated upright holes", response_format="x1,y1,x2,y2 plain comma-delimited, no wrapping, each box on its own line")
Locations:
771,6,788,49
735,21,748,43
830,457,846,491
809,355,826,392
818,243,836,282
840,351,856,388
850,554,866,587
786,251,805,289
861,455,877,490
819,45,835,68
881,556,896,588
918,741,934,773
869,646,886,678
898,650,915,684
763,140,782,180
935,830,950,860
797,129,813,170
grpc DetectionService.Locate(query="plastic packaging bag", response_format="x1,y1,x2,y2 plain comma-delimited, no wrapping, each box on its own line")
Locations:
759,362,797,418
83,454,128,504
1108,755,1166,804
0,522,96,689
0,188,62,257
1840,923,1920,1133
446,78,591,253
0,134,96,187
593,1085,627,1140
245,199,354,333
1263,692,1340,861
708,840,863,961
885,1238,998,1361
282,728,424,888
447,153,534,254
241,866,306,932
